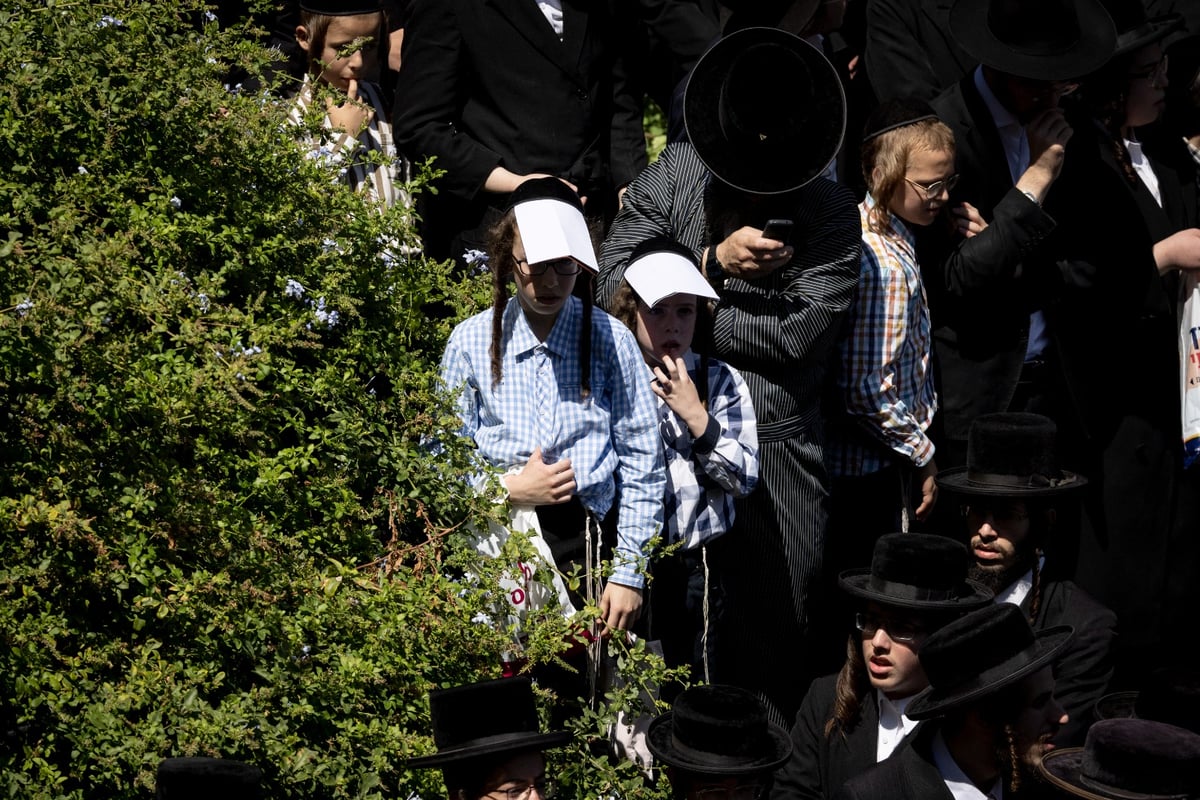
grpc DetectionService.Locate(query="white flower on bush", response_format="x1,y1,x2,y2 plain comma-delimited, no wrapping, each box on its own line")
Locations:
15,298,33,317
309,297,340,329
77,165,89,175
284,278,306,299
96,15,123,28
169,196,182,210
196,293,210,313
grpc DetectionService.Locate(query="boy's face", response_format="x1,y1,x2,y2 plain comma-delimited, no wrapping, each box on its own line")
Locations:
1008,666,1067,771
634,294,697,364
511,232,577,328
859,602,933,700
297,13,382,93
888,146,955,228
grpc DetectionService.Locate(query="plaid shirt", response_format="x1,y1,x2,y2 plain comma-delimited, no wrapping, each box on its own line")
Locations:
441,296,664,588
656,352,758,549
288,75,410,210
827,196,937,478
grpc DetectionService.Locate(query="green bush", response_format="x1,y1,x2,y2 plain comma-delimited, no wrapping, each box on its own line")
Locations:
0,2,676,798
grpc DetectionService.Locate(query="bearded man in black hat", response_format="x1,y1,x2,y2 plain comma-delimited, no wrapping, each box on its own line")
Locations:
773,533,993,800
939,413,1116,748
649,683,794,800
407,677,572,800
916,0,1117,469
833,602,1073,800
598,26,862,726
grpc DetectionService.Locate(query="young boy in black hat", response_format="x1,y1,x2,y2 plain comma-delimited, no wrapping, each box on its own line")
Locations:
649,683,793,800
833,603,1073,800
773,533,992,800
407,677,572,800
939,412,1116,746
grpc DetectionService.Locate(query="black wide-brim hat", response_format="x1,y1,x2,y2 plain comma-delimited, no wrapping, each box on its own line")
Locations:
684,27,846,195
647,684,792,775
839,533,993,611
406,677,572,768
907,603,1073,720
938,412,1087,498
1039,719,1200,800
1102,0,1184,56
949,0,1117,81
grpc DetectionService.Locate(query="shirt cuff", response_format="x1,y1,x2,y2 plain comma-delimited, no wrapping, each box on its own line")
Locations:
608,555,646,590
692,414,721,454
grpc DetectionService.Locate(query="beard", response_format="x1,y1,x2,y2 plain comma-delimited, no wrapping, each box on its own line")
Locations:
968,552,1036,595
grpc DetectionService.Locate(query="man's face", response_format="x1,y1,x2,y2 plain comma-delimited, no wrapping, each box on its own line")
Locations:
859,602,933,700
965,499,1037,591
674,770,770,800
992,72,1079,123
1006,666,1067,772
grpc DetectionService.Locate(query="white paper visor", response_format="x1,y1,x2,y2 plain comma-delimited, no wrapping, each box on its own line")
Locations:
512,198,598,273
625,250,719,308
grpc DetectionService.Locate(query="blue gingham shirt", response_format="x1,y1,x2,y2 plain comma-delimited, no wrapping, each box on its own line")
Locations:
827,196,937,478
441,296,664,588
656,351,759,549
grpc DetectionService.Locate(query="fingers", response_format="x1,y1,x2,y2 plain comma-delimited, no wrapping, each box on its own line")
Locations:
346,78,358,102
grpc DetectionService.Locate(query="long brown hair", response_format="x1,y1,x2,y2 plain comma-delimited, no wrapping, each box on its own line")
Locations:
485,212,592,399
861,119,955,234
826,633,871,738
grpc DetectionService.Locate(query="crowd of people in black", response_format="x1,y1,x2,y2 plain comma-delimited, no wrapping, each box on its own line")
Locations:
181,0,1200,797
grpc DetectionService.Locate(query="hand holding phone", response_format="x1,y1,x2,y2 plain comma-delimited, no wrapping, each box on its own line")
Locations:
761,218,794,245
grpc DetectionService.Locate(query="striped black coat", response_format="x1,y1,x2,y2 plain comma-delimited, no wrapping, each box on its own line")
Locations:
598,143,862,722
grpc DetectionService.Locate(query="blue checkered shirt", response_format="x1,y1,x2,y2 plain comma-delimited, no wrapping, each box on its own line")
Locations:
827,196,937,478
656,352,758,549
441,296,664,588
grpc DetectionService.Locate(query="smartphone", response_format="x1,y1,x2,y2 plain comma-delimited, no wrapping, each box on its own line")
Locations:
761,218,794,245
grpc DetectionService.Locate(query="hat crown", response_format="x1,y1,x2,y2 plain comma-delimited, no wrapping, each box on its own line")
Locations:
867,533,971,597
920,604,1038,697
1079,719,1200,796
986,0,1084,56
672,685,773,759
428,678,543,751
964,412,1065,491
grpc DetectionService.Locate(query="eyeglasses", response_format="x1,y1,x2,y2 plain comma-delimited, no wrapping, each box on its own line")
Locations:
483,778,556,800
511,255,580,277
855,612,924,644
692,783,768,800
904,174,959,201
1129,54,1169,86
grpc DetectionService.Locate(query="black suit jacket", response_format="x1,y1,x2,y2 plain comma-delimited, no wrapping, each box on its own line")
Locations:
920,75,1060,450
830,725,951,800
1020,580,1116,747
394,0,645,255
773,675,888,800
863,0,976,103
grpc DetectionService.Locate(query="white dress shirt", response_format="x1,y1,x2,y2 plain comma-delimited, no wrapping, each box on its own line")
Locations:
1125,137,1163,208
994,554,1046,609
536,0,564,37
876,691,919,760
932,729,1004,800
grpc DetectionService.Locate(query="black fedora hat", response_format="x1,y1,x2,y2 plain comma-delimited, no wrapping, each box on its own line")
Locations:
156,757,263,800
906,603,1073,720
1094,668,1200,735
949,0,1117,81
1101,0,1183,56
937,412,1087,498
684,27,846,195
1039,718,1200,800
647,684,792,775
407,677,572,768
838,533,993,611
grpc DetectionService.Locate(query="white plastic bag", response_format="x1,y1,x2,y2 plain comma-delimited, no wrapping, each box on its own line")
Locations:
1180,272,1200,469
470,503,579,623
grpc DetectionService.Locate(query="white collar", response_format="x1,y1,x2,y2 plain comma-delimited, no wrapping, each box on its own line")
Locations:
875,690,919,760
932,729,1003,800
994,554,1045,608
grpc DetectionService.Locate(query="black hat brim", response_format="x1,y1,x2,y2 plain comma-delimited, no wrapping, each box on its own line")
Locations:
906,625,1074,720
646,714,792,775
1093,690,1139,722
838,570,993,611
1038,747,1192,800
949,0,1117,81
683,27,846,195
937,466,1087,498
406,730,573,769
1115,15,1184,57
